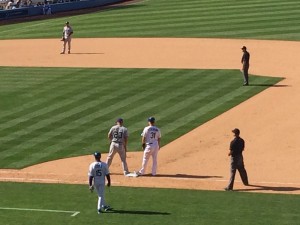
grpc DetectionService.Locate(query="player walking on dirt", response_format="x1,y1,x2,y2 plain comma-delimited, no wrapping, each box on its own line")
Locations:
136,117,161,176
106,118,130,175
225,128,249,191
60,21,73,54
88,152,112,214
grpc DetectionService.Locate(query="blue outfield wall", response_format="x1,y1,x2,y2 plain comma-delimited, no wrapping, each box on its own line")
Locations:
0,0,125,20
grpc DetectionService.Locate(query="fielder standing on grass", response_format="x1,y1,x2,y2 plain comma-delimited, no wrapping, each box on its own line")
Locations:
135,117,161,176
225,128,249,191
88,152,112,214
106,118,130,176
60,21,73,54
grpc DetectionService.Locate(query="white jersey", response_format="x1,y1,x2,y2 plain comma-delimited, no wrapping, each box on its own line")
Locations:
88,161,109,185
141,125,161,146
63,25,73,39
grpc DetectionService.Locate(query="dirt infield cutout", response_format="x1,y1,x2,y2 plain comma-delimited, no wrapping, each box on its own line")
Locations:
1,38,300,194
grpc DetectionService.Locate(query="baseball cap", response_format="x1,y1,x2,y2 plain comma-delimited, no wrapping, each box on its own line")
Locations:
93,151,101,158
148,117,155,123
116,118,123,123
232,128,240,135
241,46,247,50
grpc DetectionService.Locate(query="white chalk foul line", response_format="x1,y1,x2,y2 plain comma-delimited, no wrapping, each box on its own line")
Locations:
0,207,80,217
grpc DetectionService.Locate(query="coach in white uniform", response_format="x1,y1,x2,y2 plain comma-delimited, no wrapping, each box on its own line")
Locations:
136,117,161,176
106,118,130,175
88,152,111,214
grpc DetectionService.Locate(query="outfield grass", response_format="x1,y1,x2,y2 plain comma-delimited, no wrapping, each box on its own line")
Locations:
0,67,282,168
0,182,300,225
1,0,300,40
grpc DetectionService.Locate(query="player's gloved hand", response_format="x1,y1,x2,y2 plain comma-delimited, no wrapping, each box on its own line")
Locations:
89,185,94,192
142,143,146,150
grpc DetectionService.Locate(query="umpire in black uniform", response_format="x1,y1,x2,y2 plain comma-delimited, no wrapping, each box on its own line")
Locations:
225,128,249,191
241,46,250,86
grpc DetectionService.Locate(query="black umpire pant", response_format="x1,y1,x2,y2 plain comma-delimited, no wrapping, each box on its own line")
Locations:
242,64,249,85
227,155,248,190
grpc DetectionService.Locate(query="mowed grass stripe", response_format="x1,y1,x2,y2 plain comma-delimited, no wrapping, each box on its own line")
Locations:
4,71,206,167
0,67,282,168
2,70,203,166
0,68,155,145
0,68,133,123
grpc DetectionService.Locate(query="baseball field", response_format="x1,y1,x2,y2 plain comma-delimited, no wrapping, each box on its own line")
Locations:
1,0,300,224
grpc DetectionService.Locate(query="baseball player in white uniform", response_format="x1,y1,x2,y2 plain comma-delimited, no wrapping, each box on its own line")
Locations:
136,117,161,176
88,152,112,214
106,118,130,175
60,21,73,54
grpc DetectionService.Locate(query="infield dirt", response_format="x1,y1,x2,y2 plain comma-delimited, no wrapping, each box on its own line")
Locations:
1,38,300,194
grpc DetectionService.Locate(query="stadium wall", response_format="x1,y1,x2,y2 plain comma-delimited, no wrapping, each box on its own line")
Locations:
0,0,125,20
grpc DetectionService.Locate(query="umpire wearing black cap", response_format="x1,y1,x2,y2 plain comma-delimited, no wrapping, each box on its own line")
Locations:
225,128,249,191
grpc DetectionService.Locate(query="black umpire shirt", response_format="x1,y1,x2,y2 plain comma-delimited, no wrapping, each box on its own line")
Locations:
241,51,250,65
230,137,245,157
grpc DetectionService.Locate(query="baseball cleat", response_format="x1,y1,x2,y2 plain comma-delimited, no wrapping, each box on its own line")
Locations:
60,52,65,54
224,187,233,191
134,171,142,177
103,205,112,212
97,209,102,214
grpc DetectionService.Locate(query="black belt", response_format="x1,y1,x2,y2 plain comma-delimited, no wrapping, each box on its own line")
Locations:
146,143,153,145
112,141,123,144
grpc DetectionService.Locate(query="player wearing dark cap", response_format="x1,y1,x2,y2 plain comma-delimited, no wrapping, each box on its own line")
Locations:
225,128,249,191
135,117,161,176
106,118,130,175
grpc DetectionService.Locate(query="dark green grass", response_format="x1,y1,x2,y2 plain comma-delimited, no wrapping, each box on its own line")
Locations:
0,67,282,168
1,0,300,40
1,182,300,225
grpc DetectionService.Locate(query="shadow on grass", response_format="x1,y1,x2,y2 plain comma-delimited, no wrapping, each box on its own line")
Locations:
237,184,300,192
249,84,290,87
109,209,170,215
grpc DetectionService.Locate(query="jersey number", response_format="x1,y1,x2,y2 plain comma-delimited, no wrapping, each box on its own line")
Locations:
96,170,102,176
113,131,123,139
150,132,156,139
